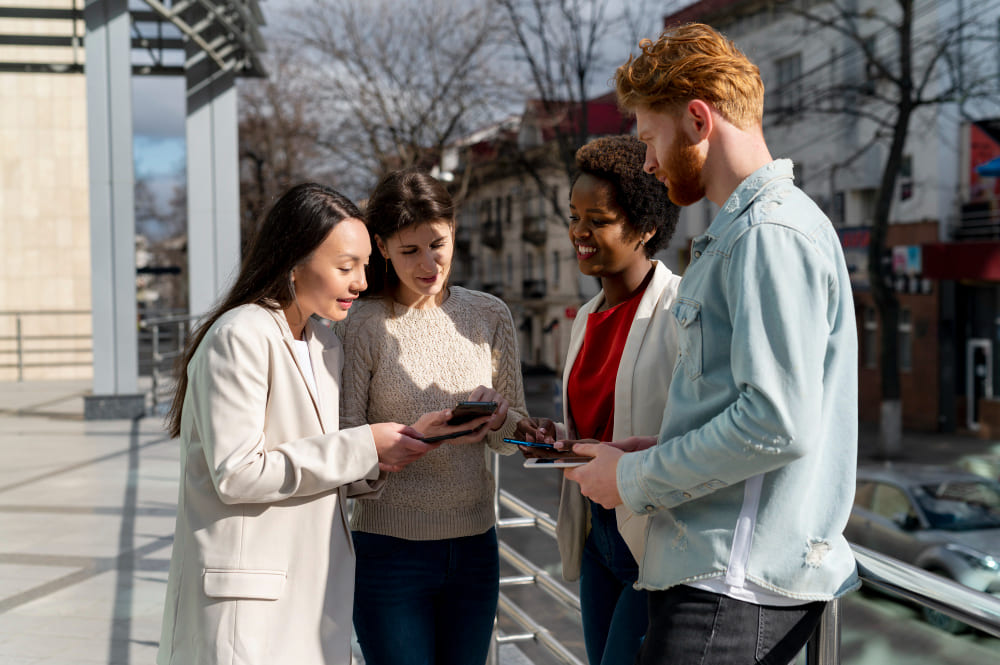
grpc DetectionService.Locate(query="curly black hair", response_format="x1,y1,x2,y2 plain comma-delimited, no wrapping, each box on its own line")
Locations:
572,134,679,257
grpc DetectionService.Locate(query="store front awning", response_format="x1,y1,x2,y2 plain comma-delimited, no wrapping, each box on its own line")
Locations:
976,156,1000,177
922,241,1000,281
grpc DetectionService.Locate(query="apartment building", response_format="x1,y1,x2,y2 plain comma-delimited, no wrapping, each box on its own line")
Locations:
445,94,649,373
663,0,1000,431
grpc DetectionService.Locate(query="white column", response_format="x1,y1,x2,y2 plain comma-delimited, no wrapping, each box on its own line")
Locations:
84,0,143,419
185,41,240,317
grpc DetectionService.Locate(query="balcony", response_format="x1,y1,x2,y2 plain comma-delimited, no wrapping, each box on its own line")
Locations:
455,224,473,250
522,213,547,246
522,278,546,300
481,219,503,250
481,281,504,298
955,201,1000,240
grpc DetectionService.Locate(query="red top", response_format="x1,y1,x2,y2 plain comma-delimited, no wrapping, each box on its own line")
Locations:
567,287,646,441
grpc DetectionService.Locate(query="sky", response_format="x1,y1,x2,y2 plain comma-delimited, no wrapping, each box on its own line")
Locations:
130,0,696,210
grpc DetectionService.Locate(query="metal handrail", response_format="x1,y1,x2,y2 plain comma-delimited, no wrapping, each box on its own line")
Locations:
138,312,202,414
851,543,1000,639
0,310,92,380
492,471,1000,665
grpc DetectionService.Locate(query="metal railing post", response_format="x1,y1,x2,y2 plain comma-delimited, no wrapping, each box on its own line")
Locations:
805,598,840,665
488,451,501,665
150,320,160,411
15,313,23,381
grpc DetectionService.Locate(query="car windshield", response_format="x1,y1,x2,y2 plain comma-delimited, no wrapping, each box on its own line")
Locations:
912,480,1000,531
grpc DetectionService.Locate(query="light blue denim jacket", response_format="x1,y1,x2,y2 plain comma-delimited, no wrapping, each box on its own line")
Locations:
617,159,860,600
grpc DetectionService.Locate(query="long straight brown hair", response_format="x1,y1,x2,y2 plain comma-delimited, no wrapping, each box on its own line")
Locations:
166,183,362,438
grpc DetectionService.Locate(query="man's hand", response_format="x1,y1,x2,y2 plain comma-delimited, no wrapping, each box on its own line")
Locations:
604,436,657,453
564,442,624,509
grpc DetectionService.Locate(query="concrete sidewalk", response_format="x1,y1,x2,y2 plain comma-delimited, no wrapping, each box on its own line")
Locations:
3,379,1000,664
0,380,537,665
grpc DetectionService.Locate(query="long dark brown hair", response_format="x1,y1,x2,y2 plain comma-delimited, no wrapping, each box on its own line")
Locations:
363,168,455,297
166,183,362,437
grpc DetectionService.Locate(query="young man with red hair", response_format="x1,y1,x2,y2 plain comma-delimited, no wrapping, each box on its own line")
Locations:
566,22,859,664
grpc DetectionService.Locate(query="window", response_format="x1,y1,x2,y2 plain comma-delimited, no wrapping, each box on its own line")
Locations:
832,191,845,226
774,53,802,116
864,307,878,369
860,35,878,95
871,484,914,522
525,252,533,280
898,308,912,372
552,250,560,288
506,254,513,286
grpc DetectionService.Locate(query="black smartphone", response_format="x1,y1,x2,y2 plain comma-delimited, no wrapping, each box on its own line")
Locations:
447,401,498,426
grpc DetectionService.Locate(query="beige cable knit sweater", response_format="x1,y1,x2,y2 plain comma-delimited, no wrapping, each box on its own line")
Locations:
338,286,526,540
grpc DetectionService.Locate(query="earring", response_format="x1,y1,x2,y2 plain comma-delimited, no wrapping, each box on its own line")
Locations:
384,257,390,274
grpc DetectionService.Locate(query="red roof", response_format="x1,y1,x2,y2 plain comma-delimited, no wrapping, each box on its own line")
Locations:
524,92,634,141
664,0,746,26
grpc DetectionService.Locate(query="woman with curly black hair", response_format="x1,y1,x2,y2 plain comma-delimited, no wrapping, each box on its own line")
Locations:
516,134,680,665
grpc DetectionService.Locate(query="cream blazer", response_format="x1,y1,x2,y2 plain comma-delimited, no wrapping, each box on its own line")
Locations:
555,261,681,581
157,304,383,665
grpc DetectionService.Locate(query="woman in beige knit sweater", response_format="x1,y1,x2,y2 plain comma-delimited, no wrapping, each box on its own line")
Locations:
337,168,526,665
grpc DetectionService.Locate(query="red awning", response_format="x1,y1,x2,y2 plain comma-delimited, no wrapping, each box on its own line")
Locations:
922,241,1000,281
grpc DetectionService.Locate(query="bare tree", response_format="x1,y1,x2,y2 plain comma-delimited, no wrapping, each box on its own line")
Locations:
286,0,509,194
782,0,999,455
238,43,329,250
495,0,662,219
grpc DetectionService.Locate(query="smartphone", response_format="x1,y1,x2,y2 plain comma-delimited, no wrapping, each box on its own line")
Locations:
419,401,498,443
523,457,589,468
503,437,558,450
447,401,498,425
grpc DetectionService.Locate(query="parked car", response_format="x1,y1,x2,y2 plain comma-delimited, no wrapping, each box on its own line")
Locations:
845,463,1000,633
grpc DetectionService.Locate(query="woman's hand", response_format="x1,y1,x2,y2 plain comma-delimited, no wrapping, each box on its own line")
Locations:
369,422,440,472
410,409,491,445
467,386,509,433
515,417,556,443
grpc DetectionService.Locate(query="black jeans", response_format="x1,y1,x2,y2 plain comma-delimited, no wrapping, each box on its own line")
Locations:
636,585,825,665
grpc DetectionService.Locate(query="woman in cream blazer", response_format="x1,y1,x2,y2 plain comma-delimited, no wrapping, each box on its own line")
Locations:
554,259,679,581
517,136,680,665
157,184,460,665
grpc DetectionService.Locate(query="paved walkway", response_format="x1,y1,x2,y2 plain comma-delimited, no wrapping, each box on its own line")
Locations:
0,381,536,665
2,379,1000,664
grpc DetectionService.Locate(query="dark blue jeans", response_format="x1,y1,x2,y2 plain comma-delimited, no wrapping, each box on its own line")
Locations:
580,502,648,665
636,585,825,665
352,528,499,665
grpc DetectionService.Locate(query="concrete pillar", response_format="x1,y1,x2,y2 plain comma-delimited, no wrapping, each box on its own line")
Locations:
83,0,144,419
185,37,240,317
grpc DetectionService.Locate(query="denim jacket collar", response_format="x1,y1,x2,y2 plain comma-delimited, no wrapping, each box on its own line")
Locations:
693,159,795,253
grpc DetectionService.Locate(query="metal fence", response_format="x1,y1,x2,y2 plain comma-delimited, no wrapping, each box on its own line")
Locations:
138,312,200,413
0,310,93,381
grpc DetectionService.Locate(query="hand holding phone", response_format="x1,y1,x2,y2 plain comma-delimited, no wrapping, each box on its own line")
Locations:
416,402,498,443
504,437,581,459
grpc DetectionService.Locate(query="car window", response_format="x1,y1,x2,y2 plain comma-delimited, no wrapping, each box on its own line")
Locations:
854,481,875,509
913,479,1000,530
870,483,913,521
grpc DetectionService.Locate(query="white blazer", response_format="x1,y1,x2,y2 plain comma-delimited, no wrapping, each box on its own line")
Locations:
555,261,681,581
158,304,383,665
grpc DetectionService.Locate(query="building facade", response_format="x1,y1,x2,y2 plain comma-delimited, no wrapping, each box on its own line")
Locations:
0,4,92,380
662,0,1000,432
